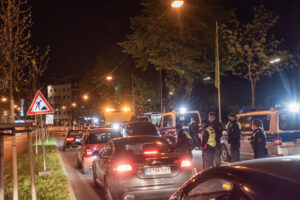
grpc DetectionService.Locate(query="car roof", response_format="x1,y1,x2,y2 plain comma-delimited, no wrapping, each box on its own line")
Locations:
87,128,114,134
111,135,164,144
127,121,154,125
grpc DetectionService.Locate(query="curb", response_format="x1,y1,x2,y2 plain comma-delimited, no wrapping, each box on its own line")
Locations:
53,135,76,200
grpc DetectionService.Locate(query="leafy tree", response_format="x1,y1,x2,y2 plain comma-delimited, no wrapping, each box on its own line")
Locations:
222,6,296,107
119,0,231,102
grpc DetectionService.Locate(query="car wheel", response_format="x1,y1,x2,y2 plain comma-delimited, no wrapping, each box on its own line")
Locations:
82,159,89,174
104,179,113,200
221,144,231,162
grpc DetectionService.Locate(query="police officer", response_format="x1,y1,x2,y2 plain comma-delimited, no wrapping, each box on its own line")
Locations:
201,119,216,169
226,113,241,162
251,118,269,159
209,112,223,167
189,117,200,149
176,124,192,158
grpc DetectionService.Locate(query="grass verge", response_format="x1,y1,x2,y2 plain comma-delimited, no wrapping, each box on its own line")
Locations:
4,136,71,200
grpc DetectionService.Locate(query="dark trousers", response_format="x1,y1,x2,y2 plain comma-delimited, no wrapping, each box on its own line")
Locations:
203,149,215,169
230,143,240,162
191,133,201,148
214,143,221,167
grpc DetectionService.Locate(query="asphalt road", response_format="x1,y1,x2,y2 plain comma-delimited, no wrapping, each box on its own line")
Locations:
54,134,104,200
3,134,32,168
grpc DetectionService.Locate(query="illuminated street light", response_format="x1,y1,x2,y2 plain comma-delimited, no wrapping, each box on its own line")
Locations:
106,75,113,81
1,97,7,102
169,91,174,95
171,0,184,8
270,58,281,64
72,102,77,107
204,77,211,81
83,95,89,101
14,105,18,108
62,106,66,110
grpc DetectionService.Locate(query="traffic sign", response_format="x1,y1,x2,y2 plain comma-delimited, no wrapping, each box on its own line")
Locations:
27,90,54,115
45,114,54,125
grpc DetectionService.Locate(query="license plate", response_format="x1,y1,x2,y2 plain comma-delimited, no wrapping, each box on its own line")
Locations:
145,167,171,175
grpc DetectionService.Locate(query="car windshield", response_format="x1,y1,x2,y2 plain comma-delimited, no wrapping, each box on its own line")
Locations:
68,130,84,136
176,113,200,127
85,132,117,144
117,137,175,155
126,123,158,135
279,112,300,130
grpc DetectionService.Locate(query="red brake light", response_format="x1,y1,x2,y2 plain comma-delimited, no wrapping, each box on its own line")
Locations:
143,150,159,156
274,136,282,146
114,164,132,172
66,137,74,142
181,160,192,168
85,148,92,156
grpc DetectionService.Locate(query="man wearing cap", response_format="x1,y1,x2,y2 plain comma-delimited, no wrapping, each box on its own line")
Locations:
201,119,216,169
251,118,269,159
176,124,193,157
226,113,241,162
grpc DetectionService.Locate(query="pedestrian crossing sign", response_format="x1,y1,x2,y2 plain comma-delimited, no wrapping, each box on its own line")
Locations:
27,90,54,115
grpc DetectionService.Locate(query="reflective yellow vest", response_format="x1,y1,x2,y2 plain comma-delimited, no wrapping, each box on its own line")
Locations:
206,126,216,148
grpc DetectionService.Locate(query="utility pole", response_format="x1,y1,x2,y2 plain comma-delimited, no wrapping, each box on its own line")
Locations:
159,70,163,113
132,73,135,114
28,130,37,200
215,21,222,122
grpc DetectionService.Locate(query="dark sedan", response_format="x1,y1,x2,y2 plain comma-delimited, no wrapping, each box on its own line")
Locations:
122,121,160,137
92,136,193,200
170,156,300,200
63,130,85,151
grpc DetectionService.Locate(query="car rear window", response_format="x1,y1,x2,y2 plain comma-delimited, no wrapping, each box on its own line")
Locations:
68,131,84,136
279,112,300,131
85,132,118,144
116,137,175,155
126,123,158,135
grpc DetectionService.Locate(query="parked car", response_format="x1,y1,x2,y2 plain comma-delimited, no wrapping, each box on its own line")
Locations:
63,130,85,151
76,128,121,174
122,121,160,137
170,155,300,200
92,136,193,200
221,108,300,161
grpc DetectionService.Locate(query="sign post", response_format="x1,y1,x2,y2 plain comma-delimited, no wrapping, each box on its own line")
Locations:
27,90,54,193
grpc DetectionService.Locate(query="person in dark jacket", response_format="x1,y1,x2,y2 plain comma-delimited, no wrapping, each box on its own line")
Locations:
209,112,223,166
201,119,216,169
189,117,200,149
176,124,192,157
251,118,269,159
226,113,241,162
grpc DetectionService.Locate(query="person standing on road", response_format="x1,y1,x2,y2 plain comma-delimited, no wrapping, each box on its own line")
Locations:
226,113,241,162
201,119,216,169
189,117,200,149
251,119,269,159
209,112,223,167
176,124,193,158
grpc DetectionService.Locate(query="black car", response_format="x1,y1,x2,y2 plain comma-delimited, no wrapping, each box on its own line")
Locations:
170,156,300,200
122,121,159,137
63,130,85,151
92,136,193,200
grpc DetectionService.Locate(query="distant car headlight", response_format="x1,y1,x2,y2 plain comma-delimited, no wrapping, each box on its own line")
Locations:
113,123,120,130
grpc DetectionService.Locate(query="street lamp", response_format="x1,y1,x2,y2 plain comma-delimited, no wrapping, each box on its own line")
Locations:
171,0,184,8
270,58,281,64
106,75,113,81
72,102,77,107
1,97,7,103
83,95,89,101
62,106,66,110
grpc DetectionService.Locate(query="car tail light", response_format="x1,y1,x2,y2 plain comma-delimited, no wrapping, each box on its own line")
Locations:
181,160,192,168
85,148,92,156
66,137,74,142
274,136,282,146
114,164,132,173
143,150,159,156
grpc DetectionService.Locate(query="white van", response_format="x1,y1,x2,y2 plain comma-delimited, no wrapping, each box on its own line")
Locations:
159,110,201,136
221,109,300,161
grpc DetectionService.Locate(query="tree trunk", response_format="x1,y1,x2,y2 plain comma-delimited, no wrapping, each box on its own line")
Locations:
251,80,256,108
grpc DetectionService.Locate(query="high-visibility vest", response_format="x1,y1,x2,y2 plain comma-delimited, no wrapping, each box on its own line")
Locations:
206,126,216,148
237,122,242,130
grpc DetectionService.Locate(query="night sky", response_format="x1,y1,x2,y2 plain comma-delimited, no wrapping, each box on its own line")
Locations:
30,0,300,78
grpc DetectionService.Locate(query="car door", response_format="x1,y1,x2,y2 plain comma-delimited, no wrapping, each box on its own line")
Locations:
97,142,114,184
77,132,89,162
161,115,173,135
